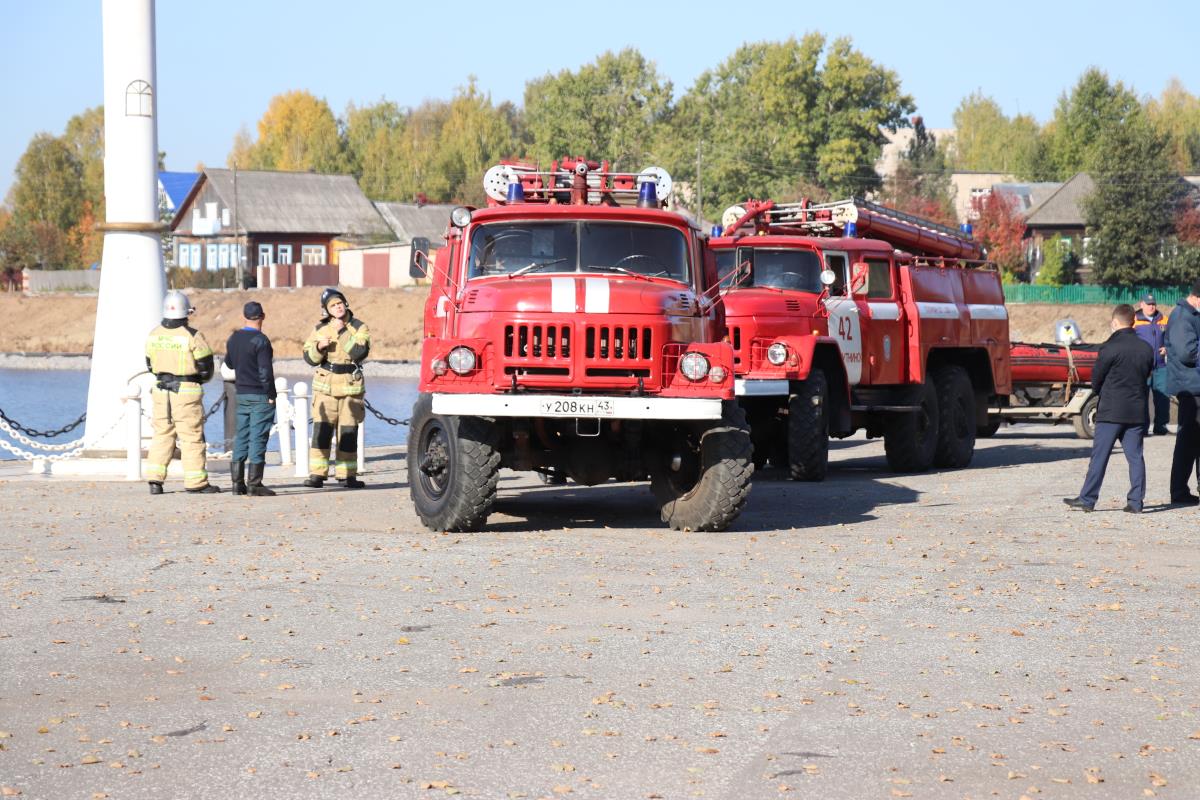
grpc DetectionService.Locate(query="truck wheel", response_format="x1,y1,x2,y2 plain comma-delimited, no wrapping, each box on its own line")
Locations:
884,380,939,472
651,402,754,532
977,418,1002,438
932,365,976,468
407,394,500,532
788,371,829,481
1073,394,1099,439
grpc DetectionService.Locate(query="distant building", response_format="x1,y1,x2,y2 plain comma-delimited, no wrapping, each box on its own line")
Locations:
169,169,392,280
336,202,455,288
1023,173,1096,279
158,171,200,215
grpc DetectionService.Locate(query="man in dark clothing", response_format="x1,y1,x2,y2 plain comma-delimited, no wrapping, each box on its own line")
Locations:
1133,293,1169,434
1064,304,1155,513
1165,279,1200,504
224,301,277,497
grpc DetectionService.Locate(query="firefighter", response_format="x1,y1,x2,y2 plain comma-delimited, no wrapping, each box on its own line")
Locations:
145,290,220,494
303,288,370,488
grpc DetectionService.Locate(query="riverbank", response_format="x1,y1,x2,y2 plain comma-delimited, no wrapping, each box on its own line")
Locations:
0,352,419,376
0,289,1120,357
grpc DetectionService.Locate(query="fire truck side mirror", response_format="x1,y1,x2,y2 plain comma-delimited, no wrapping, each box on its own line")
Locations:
409,237,431,278
850,261,869,294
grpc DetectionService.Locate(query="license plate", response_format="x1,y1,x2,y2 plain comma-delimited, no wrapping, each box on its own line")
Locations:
538,398,616,417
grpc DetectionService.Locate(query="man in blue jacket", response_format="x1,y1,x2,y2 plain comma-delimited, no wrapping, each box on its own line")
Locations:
1133,293,1169,435
1064,304,1155,513
1165,279,1200,505
224,301,277,497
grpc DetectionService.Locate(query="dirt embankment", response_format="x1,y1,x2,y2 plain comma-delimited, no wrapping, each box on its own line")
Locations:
0,290,1118,357
0,287,431,360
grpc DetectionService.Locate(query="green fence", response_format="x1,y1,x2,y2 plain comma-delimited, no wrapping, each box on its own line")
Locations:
1003,284,1189,306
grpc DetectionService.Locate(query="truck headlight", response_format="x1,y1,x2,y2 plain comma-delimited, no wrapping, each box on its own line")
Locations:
447,346,477,375
430,358,447,376
679,352,710,381
767,342,789,366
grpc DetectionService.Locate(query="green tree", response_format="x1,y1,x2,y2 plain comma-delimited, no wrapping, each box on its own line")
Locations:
433,80,520,204
524,49,672,171
658,36,911,218
230,90,348,173
1146,78,1200,174
8,133,84,231
1083,113,1183,285
62,106,105,218
1035,235,1072,286
950,91,1044,177
344,99,408,198
1043,68,1142,180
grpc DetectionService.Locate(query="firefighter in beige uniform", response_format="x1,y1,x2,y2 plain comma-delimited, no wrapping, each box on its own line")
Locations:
303,288,370,488
145,291,220,494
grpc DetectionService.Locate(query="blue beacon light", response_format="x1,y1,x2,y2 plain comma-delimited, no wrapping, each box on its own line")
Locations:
637,179,658,208
844,221,857,238
506,181,526,203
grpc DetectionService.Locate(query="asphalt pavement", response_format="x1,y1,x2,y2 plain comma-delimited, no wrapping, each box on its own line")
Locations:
1,425,1197,799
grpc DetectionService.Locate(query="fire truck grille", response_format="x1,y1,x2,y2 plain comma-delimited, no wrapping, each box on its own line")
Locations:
504,324,572,360
585,326,653,361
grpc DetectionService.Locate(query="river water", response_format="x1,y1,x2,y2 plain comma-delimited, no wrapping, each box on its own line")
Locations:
0,367,419,460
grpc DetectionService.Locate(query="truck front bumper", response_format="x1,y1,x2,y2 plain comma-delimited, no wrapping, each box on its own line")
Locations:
432,393,723,420
734,379,790,397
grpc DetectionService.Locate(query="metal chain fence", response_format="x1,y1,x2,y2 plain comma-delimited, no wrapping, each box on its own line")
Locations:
363,398,409,427
0,408,86,439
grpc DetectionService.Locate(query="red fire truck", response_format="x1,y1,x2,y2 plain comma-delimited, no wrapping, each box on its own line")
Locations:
408,158,753,532
713,197,1012,477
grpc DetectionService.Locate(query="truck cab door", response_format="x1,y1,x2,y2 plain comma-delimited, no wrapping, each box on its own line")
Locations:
855,256,904,385
822,251,864,385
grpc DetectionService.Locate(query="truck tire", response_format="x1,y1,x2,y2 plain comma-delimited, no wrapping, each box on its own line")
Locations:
932,365,976,468
788,371,829,481
651,402,753,532
407,393,500,532
1073,394,1099,439
977,418,1002,438
884,380,939,472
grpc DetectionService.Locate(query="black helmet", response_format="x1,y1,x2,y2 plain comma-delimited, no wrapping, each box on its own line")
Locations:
320,287,349,315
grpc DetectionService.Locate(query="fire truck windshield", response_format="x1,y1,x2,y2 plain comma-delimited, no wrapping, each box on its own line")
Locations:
468,221,688,283
716,247,823,292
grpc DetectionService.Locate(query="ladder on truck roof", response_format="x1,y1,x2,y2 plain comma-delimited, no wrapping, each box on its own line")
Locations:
721,197,984,261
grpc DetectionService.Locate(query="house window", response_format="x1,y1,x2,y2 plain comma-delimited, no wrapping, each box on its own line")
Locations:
258,245,273,266
125,80,153,117
301,245,327,265
207,244,218,271
179,243,190,268
277,245,293,265
191,244,201,269
1081,237,1093,266
218,244,230,269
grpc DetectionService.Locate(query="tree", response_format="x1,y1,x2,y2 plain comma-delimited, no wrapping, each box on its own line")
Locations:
62,106,105,219
1044,68,1142,180
1035,235,1072,286
344,99,407,198
433,80,521,205
524,49,671,171
230,90,348,173
657,36,912,217
1146,78,1200,174
970,191,1027,282
950,91,1044,177
8,133,84,231
887,115,955,225
1083,113,1183,285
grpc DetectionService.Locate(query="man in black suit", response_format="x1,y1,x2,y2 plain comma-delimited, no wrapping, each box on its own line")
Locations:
1064,304,1155,513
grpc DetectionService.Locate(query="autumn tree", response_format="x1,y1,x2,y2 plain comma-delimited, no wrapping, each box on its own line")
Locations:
950,92,1044,177
970,191,1027,282
229,90,349,173
1146,78,1200,174
1083,113,1185,285
524,49,671,171
344,99,408,199
432,81,521,204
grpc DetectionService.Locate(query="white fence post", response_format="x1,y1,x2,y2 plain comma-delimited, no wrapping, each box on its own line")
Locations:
125,391,143,481
357,418,365,475
274,376,292,466
293,382,309,478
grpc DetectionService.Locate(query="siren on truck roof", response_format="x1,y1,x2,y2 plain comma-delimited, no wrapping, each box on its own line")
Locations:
482,157,673,209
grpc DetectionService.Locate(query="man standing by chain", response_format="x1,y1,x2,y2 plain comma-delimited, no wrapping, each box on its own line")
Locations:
224,301,277,497
303,288,370,489
145,291,220,494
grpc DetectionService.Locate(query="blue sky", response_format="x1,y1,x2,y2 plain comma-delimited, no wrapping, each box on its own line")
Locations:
2,0,1197,200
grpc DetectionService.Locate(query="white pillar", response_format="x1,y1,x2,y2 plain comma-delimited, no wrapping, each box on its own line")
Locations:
274,376,292,466
356,419,365,474
84,0,165,453
124,391,143,480
292,382,309,478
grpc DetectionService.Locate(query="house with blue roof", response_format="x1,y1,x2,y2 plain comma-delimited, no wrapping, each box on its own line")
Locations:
158,171,200,214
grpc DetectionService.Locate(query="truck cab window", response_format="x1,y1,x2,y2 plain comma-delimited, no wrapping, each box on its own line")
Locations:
824,253,847,296
865,258,893,299
747,249,823,291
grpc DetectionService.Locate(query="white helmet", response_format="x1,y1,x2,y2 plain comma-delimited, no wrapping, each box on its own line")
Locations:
163,290,192,320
